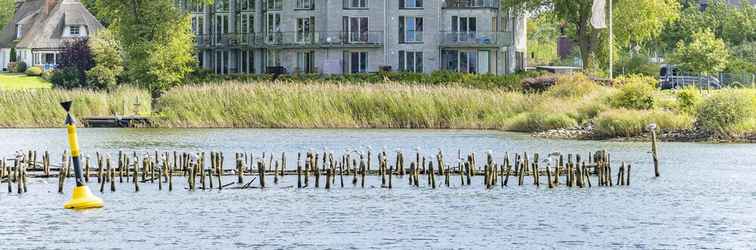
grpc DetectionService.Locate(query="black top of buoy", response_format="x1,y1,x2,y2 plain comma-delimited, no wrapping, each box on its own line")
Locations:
60,101,72,112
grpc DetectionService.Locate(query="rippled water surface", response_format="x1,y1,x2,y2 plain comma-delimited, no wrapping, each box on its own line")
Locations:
1,129,755,249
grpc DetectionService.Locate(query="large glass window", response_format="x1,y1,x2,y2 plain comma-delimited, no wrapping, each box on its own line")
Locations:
451,16,477,42
297,51,315,73
236,13,253,44
215,0,229,11
345,0,367,9
296,17,315,43
344,17,368,42
240,50,254,74
400,0,423,8
266,13,281,43
442,50,479,73
237,0,255,11
346,51,368,73
399,16,423,43
296,0,314,9
399,51,423,73
266,0,282,10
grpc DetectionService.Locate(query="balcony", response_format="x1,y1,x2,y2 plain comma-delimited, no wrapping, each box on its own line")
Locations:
442,0,500,9
439,32,512,47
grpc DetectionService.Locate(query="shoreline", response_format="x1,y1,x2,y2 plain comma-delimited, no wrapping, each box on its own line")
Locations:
2,126,754,143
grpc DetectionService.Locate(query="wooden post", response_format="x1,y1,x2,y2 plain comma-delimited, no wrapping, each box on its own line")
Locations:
297,153,302,188
429,162,436,189
109,158,115,192
360,157,366,189
547,166,553,188
217,153,223,190
133,155,139,192
651,128,660,177
258,161,265,188
626,164,631,186
58,152,68,193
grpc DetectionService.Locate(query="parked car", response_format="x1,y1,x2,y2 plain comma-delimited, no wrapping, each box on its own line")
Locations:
659,64,721,89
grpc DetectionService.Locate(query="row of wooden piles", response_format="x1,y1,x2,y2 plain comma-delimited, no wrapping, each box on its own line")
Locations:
2,149,634,193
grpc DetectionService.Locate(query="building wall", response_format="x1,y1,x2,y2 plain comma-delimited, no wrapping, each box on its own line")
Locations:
185,0,521,75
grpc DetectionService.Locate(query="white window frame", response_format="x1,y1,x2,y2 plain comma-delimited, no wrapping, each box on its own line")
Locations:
399,51,423,73
401,0,423,8
399,16,423,43
296,17,315,43
346,0,367,9
70,26,80,36
296,0,314,9
346,16,369,43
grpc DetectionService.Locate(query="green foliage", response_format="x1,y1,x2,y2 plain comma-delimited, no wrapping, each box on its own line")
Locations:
505,0,679,71
726,41,756,73
670,30,730,74
9,47,15,63
188,70,540,91
24,66,42,76
86,29,123,89
611,75,656,109
41,71,54,81
0,0,13,31
697,90,756,136
594,108,693,137
527,13,560,66
50,67,84,89
615,54,661,77
96,0,204,96
676,86,703,114
15,61,26,73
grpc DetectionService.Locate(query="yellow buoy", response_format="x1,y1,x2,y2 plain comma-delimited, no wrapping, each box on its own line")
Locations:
61,101,104,209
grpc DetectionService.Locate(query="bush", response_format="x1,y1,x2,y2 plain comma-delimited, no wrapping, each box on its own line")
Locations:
15,61,27,73
615,54,661,77
611,75,656,109
697,90,756,136
545,73,600,98
24,66,43,76
41,70,54,81
676,86,703,114
50,67,84,89
594,109,693,137
507,112,578,132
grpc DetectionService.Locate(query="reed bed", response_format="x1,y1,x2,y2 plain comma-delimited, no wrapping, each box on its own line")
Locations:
155,82,534,129
0,86,150,128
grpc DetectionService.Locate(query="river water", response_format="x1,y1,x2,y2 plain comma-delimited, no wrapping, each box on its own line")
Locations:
0,129,755,249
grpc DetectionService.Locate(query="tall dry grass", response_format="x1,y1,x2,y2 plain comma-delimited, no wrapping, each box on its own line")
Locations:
154,82,533,128
0,86,150,127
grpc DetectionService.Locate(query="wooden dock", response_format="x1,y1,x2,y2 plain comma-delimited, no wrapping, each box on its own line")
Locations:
81,116,150,128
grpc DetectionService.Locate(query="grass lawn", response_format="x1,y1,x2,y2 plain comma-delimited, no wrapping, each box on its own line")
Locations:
0,73,52,90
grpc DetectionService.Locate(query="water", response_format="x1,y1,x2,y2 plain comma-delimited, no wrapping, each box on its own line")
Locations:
1,128,755,249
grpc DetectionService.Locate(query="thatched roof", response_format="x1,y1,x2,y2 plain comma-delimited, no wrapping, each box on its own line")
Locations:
0,0,103,49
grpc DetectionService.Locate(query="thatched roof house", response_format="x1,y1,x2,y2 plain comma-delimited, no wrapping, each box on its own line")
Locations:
0,0,103,71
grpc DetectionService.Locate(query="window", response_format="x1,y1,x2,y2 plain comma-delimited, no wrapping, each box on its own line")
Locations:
442,50,479,73
399,16,423,43
296,0,314,9
345,51,368,73
215,50,229,74
451,16,477,42
296,17,315,43
266,0,282,10
240,49,254,74
238,0,254,11
343,17,368,42
297,51,315,73
267,49,281,67
345,0,367,9
399,51,423,73
215,14,229,44
266,13,281,43
236,13,253,44
70,26,80,36
191,15,205,35
215,0,229,11
400,0,423,8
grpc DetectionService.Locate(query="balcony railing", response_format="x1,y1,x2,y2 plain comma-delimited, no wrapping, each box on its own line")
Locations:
439,32,512,47
442,0,500,8
196,31,384,48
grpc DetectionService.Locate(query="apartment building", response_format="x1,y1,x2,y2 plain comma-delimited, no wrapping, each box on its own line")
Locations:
178,0,527,75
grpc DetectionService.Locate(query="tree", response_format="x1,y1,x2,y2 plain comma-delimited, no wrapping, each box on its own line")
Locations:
0,0,14,31
504,0,679,71
95,0,211,97
670,29,730,74
56,38,94,88
660,1,756,50
87,29,124,89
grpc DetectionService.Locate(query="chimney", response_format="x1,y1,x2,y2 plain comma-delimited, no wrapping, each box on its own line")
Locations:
43,0,58,16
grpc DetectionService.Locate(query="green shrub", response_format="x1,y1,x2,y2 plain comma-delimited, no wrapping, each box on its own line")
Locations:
615,54,661,77
507,112,578,132
594,109,693,137
15,61,27,73
611,75,656,109
41,71,54,81
676,86,703,114
545,73,600,98
50,67,83,89
697,90,756,135
24,66,43,76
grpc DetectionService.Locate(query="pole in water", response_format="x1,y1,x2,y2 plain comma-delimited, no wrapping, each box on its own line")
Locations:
61,101,104,209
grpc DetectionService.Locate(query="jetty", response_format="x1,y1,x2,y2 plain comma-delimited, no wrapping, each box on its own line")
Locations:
81,116,150,128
